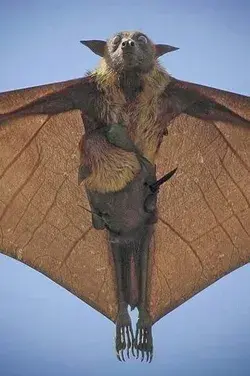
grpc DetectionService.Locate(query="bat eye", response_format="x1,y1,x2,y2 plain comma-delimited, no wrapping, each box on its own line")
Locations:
138,35,148,44
113,35,121,44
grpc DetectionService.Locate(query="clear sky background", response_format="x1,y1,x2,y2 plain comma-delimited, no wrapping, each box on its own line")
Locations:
0,1,250,375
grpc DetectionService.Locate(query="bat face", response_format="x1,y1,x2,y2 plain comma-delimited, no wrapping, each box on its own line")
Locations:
80,30,178,72
105,31,156,73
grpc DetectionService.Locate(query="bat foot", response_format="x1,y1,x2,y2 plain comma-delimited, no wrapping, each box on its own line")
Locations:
115,308,135,361
134,309,153,362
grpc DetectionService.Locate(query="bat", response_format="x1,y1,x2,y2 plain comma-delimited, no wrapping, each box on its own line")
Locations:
0,30,250,363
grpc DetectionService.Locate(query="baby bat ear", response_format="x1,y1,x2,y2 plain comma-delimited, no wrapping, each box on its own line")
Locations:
155,44,179,57
80,40,106,57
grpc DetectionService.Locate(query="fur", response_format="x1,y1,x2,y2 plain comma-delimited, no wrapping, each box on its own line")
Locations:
81,131,141,193
82,57,171,193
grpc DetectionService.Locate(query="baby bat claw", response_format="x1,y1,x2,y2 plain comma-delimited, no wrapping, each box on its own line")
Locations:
115,308,135,361
134,309,153,362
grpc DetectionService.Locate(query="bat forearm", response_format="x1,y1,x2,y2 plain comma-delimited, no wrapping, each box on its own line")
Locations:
6,91,75,120
0,79,97,123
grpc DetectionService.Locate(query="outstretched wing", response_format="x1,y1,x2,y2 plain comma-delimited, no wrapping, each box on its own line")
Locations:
148,79,250,324
0,80,117,322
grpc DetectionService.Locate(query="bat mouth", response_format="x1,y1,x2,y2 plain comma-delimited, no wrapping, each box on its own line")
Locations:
123,50,134,55
122,54,135,62
122,50,136,59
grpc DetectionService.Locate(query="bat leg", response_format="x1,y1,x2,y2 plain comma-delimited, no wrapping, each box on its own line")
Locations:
85,162,157,361
135,226,154,363
135,309,153,363
111,238,135,361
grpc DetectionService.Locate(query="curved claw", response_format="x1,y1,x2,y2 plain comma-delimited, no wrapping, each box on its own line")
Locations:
115,322,135,361
134,320,153,362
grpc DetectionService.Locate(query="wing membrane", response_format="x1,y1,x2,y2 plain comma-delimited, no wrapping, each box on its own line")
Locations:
148,82,250,323
0,84,117,322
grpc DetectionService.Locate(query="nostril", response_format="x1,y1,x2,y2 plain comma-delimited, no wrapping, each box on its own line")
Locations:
121,40,134,48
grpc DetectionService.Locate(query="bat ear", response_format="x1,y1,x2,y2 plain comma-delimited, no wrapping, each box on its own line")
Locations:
80,40,106,57
155,44,179,57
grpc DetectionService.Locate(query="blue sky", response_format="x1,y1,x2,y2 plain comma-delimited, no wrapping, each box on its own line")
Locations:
0,1,250,375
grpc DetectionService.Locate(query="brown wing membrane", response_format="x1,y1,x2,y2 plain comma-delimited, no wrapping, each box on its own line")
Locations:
160,78,250,128
0,84,117,322
148,81,250,324
0,78,81,113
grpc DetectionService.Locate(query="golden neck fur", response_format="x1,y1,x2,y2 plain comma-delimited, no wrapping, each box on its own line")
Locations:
84,59,170,193
92,59,170,162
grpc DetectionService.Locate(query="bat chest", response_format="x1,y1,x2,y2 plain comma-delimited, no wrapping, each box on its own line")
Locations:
101,92,165,163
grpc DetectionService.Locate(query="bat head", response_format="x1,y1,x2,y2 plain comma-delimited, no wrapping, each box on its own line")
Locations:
80,31,178,73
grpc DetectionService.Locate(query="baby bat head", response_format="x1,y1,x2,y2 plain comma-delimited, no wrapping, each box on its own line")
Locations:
81,31,178,74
